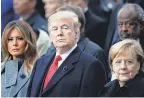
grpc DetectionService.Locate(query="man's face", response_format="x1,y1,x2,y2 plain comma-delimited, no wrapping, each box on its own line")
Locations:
13,0,32,15
118,9,142,40
43,0,63,18
49,17,78,52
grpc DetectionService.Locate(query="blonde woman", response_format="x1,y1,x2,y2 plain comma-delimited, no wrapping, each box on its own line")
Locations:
99,39,144,97
1,20,38,97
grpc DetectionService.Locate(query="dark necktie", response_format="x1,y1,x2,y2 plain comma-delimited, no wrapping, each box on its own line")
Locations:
43,55,62,90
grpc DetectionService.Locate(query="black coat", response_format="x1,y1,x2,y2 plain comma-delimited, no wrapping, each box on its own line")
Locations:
84,10,108,48
47,36,110,80
27,46,107,97
99,72,144,97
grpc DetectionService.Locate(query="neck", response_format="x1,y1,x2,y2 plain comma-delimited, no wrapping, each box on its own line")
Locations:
56,47,70,55
12,55,24,60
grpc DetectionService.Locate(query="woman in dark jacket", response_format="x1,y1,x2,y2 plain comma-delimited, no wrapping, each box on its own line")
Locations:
99,39,144,97
1,20,38,97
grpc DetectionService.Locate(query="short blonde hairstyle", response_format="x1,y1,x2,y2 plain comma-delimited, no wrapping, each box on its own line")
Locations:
48,11,79,31
109,39,144,71
48,11,80,41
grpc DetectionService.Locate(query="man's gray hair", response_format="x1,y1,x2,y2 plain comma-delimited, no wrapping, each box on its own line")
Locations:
121,3,144,22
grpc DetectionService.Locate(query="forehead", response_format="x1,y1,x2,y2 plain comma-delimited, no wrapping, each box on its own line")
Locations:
116,48,136,59
118,8,138,22
8,28,21,36
49,18,73,26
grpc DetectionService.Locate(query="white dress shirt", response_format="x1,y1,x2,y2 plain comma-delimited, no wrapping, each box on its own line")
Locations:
55,44,77,68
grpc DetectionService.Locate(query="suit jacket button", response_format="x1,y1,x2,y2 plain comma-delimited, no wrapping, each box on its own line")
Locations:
20,73,26,79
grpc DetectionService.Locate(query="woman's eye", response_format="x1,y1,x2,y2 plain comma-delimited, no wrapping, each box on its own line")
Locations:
17,37,23,40
8,38,13,41
127,60,133,64
114,60,121,65
115,61,121,63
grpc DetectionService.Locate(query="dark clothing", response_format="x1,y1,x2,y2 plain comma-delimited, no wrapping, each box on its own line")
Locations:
104,3,123,58
78,36,110,79
99,71,144,97
1,0,19,34
25,11,48,35
47,36,110,80
27,46,107,97
84,10,108,48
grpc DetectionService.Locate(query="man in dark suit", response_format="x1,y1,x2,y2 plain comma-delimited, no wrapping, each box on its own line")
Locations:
27,11,107,97
47,5,110,80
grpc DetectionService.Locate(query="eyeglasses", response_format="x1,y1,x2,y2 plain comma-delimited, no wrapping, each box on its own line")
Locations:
118,21,138,29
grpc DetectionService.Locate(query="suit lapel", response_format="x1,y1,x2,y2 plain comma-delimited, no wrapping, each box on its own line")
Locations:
41,47,81,95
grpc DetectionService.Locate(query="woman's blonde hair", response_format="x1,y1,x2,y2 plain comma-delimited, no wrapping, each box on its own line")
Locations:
2,20,38,76
109,39,144,71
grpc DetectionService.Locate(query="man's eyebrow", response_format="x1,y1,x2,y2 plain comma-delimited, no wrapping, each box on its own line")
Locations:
61,24,68,27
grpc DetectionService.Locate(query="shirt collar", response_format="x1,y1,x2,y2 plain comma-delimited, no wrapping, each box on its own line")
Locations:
56,44,77,67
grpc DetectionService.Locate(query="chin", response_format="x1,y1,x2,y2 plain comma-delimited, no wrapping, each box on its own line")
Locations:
119,77,131,82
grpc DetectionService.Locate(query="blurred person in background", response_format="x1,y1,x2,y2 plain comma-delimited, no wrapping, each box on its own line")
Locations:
117,3,144,47
13,0,51,57
1,20,38,97
104,2,144,58
99,39,144,97
42,0,64,19
64,0,109,48
1,0,19,34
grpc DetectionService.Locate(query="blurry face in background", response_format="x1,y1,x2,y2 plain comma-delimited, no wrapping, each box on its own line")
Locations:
112,49,140,83
64,0,84,8
13,0,33,15
118,8,142,40
43,0,63,18
8,28,27,60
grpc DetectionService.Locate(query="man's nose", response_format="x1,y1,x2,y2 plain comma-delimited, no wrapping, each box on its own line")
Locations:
121,24,128,32
57,29,63,35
